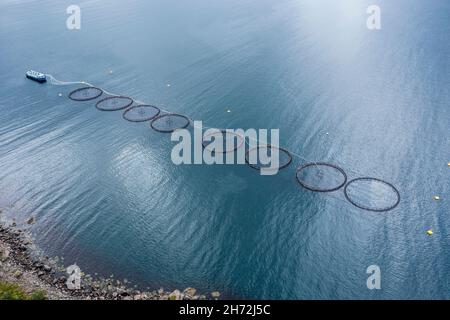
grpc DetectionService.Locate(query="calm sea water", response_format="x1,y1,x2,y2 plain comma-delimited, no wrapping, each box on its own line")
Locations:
1,0,449,299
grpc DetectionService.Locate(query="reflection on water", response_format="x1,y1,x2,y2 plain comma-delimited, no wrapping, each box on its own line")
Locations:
0,0,449,299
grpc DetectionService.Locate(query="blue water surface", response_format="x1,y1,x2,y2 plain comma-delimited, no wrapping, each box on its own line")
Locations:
0,0,449,299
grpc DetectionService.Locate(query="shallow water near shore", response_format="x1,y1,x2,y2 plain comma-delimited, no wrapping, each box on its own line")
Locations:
1,0,450,299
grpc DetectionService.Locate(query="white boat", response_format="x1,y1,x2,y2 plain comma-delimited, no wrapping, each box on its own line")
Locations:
26,70,46,83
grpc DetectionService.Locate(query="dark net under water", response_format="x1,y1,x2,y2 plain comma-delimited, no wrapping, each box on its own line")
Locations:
68,87,103,101
95,96,133,111
150,113,190,133
245,145,292,171
122,105,160,122
202,130,245,153
344,177,400,212
296,162,347,192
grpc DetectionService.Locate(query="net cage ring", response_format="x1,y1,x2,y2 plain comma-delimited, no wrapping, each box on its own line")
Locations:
202,129,245,153
344,177,400,212
245,145,293,171
122,104,161,122
295,162,347,192
150,113,191,133
95,96,134,111
68,86,103,101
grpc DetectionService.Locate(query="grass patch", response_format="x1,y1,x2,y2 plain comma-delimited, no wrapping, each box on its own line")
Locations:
0,281,46,300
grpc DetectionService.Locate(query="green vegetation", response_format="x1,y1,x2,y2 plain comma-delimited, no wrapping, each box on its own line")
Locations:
0,281,46,300
30,289,47,300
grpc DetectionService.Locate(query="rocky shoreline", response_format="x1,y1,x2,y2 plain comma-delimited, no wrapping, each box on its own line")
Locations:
0,222,219,300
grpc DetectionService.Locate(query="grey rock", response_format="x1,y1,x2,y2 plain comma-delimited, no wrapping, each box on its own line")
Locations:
43,265,52,272
0,249,10,261
183,287,197,297
83,288,92,294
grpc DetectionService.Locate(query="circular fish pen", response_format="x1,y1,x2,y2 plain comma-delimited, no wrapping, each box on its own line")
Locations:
150,113,190,133
202,130,245,153
50,73,403,213
95,96,133,111
344,177,400,212
245,145,292,171
122,105,160,122
68,86,103,101
296,162,347,192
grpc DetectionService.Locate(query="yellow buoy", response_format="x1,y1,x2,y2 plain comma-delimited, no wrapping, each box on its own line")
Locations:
448,162,450,167
427,229,433,235
433,196,440,200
